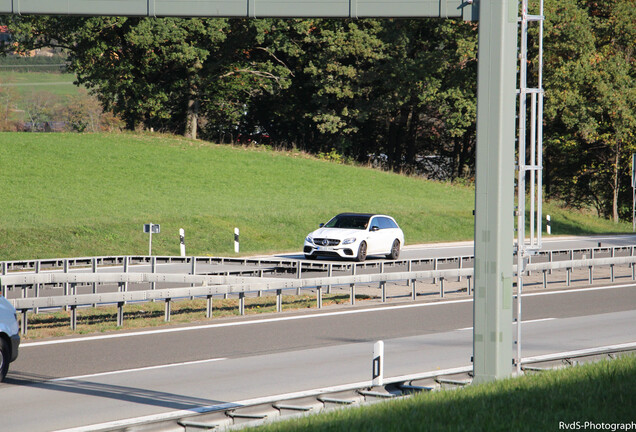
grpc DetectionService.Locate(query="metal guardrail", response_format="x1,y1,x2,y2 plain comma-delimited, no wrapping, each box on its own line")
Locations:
9,268,473,334
1,243,633,276
8,251,636,334
4,245,636,334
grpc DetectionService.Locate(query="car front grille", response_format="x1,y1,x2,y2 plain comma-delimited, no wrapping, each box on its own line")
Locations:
313,238,340,246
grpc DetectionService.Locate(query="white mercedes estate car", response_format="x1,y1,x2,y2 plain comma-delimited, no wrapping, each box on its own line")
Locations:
304,213,405,261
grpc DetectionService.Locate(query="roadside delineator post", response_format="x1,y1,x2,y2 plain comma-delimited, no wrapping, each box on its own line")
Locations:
372,341,384,387
179,228,186,257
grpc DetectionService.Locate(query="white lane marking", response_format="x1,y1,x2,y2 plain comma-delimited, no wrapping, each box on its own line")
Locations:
457,317,556,331
52,341,636,432
21,282,634,348
49,357,228,382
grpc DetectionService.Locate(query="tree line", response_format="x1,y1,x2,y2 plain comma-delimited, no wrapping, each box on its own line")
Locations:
1,0,634,221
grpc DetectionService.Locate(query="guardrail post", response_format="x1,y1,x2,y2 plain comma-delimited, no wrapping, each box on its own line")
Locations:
34,260,40,314
239,292,245,315
191,256,197,287
70,306,77,330
296,261,302,295
276,289,282,313
123,256,129,293
206,295,213,318
92,257,97,292
378,263,385,293
117,302,124,327
317,286,322,309
542,270,547,288
151,256,157,292
411,277,417,300
164,299,171,322
20,310,28,335
91,258,98,308
433,259,438,284
350,264,357,304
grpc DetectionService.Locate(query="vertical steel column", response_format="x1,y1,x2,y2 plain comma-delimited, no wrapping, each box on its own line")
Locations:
473,0,517,383
117,302,124,327
206,295,213,318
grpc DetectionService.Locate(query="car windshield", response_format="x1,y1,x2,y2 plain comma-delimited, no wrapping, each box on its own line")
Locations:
324,215,371,230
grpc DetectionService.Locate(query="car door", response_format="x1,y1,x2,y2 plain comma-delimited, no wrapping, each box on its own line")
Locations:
379,217,401,253
365,216,385,254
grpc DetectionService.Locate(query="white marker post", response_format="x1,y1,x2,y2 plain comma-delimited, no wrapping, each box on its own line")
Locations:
546,215,551,235
234,228,240,253
179,228,186,257
372,341,384,387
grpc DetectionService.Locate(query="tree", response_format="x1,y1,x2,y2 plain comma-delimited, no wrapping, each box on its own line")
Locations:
0,16,294,139
537,0,636,221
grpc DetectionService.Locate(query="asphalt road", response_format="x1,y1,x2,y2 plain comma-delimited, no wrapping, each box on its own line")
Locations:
1,283,635,431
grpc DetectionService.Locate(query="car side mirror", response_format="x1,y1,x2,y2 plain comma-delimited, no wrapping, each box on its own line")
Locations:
319,223,324,228
371,226,380,232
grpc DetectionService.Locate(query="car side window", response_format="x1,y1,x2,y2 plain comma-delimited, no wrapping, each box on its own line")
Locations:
380,217,398,229
370,217,380,230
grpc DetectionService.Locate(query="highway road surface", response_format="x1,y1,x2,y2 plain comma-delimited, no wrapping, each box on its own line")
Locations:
1,281,634,431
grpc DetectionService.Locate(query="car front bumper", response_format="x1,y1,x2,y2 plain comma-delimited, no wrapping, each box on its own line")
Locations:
304,242,356,258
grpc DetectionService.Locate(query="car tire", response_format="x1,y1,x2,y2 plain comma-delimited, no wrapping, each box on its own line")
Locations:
386,239,401,260
356,241,367,262
0,338,8,382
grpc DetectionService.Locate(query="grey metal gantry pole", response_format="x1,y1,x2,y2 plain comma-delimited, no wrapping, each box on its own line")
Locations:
473,0,518,383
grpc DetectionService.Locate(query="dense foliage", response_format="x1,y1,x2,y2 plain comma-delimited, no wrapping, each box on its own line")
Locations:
1,0,634,221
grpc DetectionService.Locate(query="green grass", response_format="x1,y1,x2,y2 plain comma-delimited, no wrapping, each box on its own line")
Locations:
0,71,78,97
0,132,631,260
254,355,636,432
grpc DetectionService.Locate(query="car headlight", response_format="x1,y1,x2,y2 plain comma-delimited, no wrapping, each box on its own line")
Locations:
342,237,356,245
305,236,314,244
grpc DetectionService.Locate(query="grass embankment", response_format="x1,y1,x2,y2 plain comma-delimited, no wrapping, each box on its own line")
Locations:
0,132,631,261
0,71,78,97
255,355,636,432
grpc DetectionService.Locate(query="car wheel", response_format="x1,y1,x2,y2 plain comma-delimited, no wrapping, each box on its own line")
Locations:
386,239,401,260
356,241,367,262
0,338,8,382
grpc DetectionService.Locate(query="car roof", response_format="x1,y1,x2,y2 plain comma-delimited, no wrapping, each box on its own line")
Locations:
333,213,392,218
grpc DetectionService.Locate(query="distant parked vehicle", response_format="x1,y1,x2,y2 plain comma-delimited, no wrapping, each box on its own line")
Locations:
0,296,20,382
236,132,271,145
304,213,405,262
